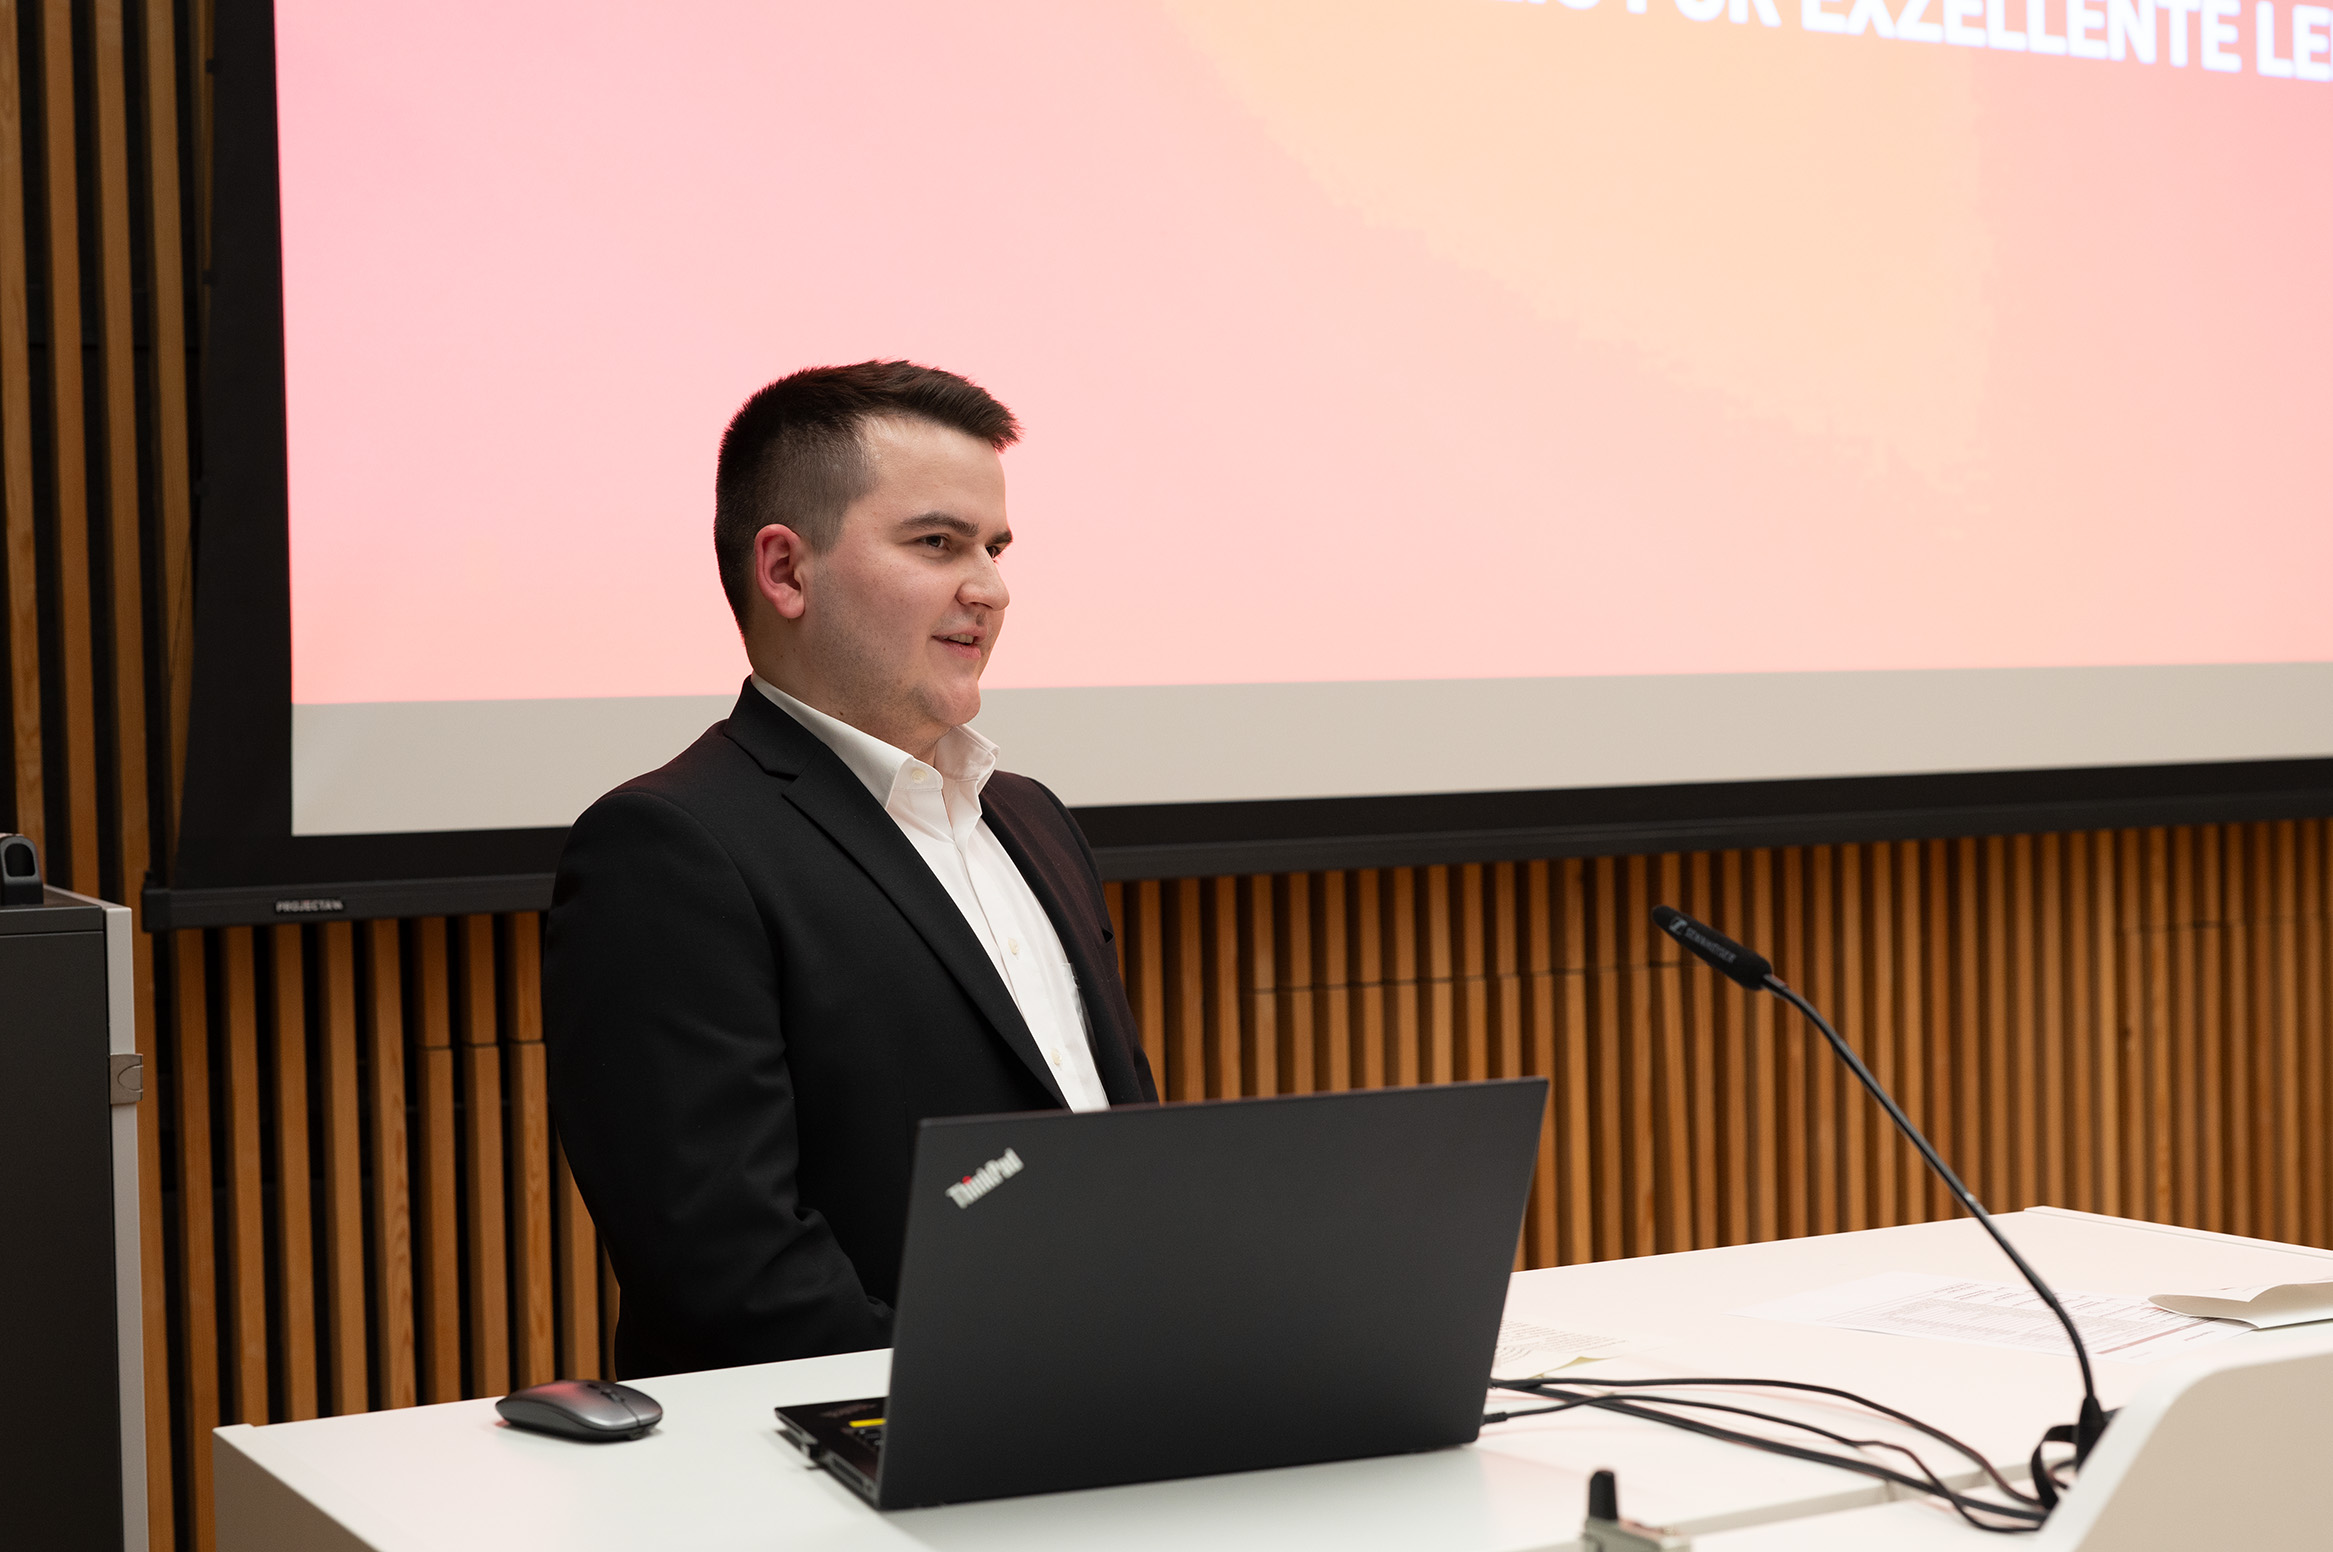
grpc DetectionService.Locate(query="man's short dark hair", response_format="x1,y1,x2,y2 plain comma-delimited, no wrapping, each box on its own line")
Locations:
713,360,1021,626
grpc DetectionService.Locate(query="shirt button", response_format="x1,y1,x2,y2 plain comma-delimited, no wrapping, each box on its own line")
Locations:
1007,937,1021,956
909,768,928,785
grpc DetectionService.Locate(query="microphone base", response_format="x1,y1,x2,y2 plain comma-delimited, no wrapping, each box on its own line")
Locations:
2074,1395,2113,1465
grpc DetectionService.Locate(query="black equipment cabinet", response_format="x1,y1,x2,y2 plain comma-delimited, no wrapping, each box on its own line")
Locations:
0,888,146,1550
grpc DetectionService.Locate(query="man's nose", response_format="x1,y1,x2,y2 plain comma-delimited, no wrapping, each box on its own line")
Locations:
962,553,1010,612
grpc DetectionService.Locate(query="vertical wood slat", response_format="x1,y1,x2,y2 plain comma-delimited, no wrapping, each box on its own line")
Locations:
1555,858,1593,1266
2198,826,2227,1233
2038,835,2067,1216
137,0,196,839
35,0,99,887
217,929,265,1422
268,926,316,1423
1750,849,1781,1236
1240,873,1276,1098
168,935,217,1552
0,0,43,844
460,914,511,1399
1589,857,1624,1260
1518,862,1554,1264
1132,879,1165,1092
413,919,463,1405
2066,833,2098,1216
1808,847,1840,1236
2225,828,2255,1238
90,0,147,907
2305,821,2323,1250
1779,851,1811,1241
1655,852,1693,1251
1835,846,1866,1232
1864,844,1897,1228
318,924,366,1412
2273,824,2303,1247
1318,872,1351,1093
2009,835,2039,1210
1355,871,1386,1091
1276,872,1315,1095
365,920,416,1409
505,915,557,1390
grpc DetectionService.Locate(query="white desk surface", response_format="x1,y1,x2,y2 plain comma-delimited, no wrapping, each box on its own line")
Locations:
216,1208,2333,1552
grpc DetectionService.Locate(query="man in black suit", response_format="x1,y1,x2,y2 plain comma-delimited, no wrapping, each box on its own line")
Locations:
546,362,1157,1379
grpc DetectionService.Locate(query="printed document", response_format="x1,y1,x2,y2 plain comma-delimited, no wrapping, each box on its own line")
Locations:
1735,1271,2248,1364
1492,1320,1645,1378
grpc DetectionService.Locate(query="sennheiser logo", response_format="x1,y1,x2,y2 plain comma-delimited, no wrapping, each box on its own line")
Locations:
945,1148,1024,1209
1677,923,1737,963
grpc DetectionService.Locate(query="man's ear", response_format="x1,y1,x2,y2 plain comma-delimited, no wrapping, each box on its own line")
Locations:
754,524,812,622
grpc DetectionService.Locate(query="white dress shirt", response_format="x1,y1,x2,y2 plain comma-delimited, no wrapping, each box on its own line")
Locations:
751,677,1111,1112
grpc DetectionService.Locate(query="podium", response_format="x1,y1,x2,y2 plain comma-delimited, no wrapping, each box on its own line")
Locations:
215,1208,2333,1552
1698,1321,2333,1549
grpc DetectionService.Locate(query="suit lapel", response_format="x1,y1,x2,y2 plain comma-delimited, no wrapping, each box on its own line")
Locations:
721,687,1069,1107
981,780,1153,1106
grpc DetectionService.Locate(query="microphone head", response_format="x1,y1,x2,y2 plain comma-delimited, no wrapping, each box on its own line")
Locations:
1651,906,1774,991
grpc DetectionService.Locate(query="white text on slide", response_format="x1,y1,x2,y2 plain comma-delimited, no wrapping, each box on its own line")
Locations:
1496,0,2333,80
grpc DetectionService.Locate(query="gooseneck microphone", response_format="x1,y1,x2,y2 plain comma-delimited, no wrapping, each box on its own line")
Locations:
1651,904,2111,1486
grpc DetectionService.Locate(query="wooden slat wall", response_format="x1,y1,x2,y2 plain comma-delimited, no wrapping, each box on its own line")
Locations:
5,8,2333,1552
1097,838,2333,1266
145,920,617,1548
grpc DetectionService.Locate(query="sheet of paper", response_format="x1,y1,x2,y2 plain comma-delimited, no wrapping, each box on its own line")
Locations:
1734,1271,2249,1364
1493,1319,1646,1378
2151,1278,2333,1328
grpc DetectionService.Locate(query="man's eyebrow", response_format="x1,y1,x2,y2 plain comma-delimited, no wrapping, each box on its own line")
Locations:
899,512,1010,546
898,512,979,538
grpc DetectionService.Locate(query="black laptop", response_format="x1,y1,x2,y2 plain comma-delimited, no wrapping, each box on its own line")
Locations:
776,1077,1547,1509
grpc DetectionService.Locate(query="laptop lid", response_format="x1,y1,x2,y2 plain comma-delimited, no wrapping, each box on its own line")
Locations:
874,1077,1548,1509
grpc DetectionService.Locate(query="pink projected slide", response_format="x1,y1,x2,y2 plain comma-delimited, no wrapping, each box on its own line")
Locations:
277,0,2333,708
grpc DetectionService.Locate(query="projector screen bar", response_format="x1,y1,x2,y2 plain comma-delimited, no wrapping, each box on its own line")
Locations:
142,874,559,933
1080,773,2333,884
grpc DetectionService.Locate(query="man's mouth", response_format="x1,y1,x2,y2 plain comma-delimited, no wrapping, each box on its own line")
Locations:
937,631,983,656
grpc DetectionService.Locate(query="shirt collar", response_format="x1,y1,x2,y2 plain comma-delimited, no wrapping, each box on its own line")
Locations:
751,676,997,805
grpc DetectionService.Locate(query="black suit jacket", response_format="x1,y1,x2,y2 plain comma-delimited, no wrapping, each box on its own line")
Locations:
545,684,1157,1379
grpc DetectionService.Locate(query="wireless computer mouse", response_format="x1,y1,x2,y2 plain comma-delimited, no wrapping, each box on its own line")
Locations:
495,1379,662,1441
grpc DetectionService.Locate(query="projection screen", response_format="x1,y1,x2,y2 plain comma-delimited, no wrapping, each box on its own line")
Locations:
165,0,2333,916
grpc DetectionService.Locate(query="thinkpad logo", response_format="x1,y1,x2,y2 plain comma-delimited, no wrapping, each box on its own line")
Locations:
946,1148,1024,1209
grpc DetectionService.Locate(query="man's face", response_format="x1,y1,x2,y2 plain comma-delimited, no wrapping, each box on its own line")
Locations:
777,416,1011,756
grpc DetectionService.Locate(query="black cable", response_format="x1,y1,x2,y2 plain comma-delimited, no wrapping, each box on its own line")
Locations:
1482,1383,2043,1533
1563,1391,2025,1530
1489,1375,2046,1524
1578,1390,2043,1532
1484,1386,2036,1532
1504,1389,1994,1517
1492,1374,2038,1507
1765,976,2109,1465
